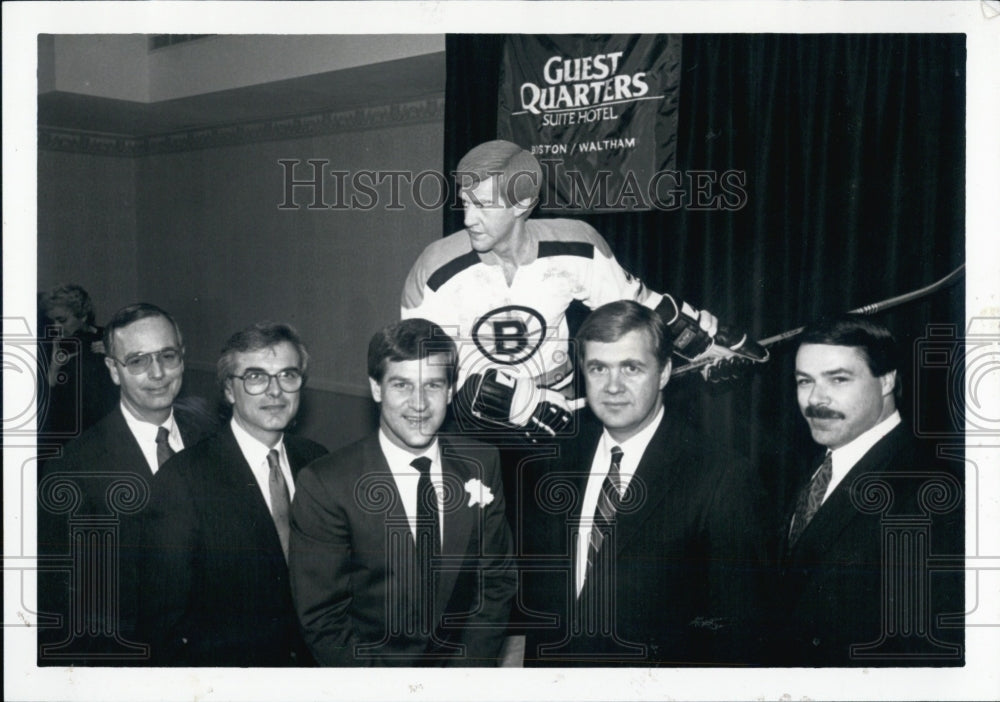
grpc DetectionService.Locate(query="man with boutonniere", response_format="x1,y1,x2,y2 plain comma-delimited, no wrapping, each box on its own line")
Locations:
289,318,516,666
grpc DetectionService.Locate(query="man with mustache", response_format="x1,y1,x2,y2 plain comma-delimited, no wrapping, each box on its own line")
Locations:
773,315,964,666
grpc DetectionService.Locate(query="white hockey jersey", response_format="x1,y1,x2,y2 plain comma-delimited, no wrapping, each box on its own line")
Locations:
401,218,663,390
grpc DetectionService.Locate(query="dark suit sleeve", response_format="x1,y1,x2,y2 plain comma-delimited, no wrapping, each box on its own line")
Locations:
173,398,221,445
137,457,200,664
451,448,517,666
36,452,79,659
288,464,364,666
701,457,770,663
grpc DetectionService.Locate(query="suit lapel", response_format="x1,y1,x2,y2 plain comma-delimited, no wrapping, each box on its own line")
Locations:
786,425,908,564
567,420,681,580
613,417,679,557
216,427,285,554
440,444,472,555
562,429,601,569
436,440,475,616
361,435,410,525
175,408,212,451
105,405,208,477
363,435,474,556
570,427,603,519
105,409,155,478
363,435,447,641
284,436,310,482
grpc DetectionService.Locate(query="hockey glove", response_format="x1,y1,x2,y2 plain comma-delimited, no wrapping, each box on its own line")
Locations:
466,369,574,441
655,295,769,378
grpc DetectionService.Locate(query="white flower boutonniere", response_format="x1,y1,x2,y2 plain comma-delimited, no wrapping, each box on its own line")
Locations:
464,478,494,508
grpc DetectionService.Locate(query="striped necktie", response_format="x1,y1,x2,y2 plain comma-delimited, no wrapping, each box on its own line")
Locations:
586,446,623,582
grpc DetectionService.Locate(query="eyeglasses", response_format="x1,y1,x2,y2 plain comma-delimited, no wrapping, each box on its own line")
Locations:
229,369,304,395
112,348,184,375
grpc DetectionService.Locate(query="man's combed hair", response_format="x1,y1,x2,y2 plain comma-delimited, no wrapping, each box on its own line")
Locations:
103,302,183,359
798,315,899,377
798,314,902,401
217,322,309,389
456,139,543,209
41,284,96,325
367,318,458,385
576,300,672,369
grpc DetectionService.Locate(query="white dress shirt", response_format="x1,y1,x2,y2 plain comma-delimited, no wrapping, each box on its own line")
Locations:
821,410,902,505
119,403,183,474
230,418,295,511
575,405,665,596
379,430,444,544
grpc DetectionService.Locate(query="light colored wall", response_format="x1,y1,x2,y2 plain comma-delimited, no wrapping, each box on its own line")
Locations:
134,119,444,397
38,116,442,447
46,34,151,101
40,34,445,102
148,35,445,101
37,37,446,442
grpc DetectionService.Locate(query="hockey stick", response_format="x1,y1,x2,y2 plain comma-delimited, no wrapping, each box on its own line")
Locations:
674,263,966,379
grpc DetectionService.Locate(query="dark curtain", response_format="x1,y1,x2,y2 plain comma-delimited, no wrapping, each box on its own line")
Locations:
444,34,965,507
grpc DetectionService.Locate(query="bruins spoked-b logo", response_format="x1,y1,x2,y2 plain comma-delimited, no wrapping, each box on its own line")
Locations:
472,306,547,365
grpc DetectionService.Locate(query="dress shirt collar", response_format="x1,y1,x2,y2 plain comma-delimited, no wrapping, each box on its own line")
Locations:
576,406,664,596
119,402,181,473
379,430,443,541
231,415,285,465
230,417,294,506
597,404,665,493
379,430,441,475
823,410,901,503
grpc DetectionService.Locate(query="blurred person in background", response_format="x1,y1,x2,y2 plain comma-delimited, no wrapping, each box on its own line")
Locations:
38,284,118,444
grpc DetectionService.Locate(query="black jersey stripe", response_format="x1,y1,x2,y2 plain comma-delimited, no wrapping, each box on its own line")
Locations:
427,250,482,292
537,241,595,259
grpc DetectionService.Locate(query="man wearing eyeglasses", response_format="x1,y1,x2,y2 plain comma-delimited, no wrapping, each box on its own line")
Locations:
137,322,327,666
37,303,217,665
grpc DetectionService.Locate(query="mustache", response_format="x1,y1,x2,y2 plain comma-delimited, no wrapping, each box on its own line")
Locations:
804,405,845,420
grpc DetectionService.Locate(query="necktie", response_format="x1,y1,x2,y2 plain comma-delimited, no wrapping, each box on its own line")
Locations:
586,446,624,581
267,449,291,560
788,452,833,548
155,426,176,468
411,456,440,555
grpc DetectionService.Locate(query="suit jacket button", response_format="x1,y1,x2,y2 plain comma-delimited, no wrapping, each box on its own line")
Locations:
812,638,821,646
181,637,188,645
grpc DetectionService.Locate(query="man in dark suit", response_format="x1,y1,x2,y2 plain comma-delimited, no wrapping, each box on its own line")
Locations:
523,300,769,666
37,303,216,665
138,322,327,666
773,315,964,666
289,318,516,666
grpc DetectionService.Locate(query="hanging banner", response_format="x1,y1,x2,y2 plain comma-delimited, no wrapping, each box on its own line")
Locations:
497,34,682,212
